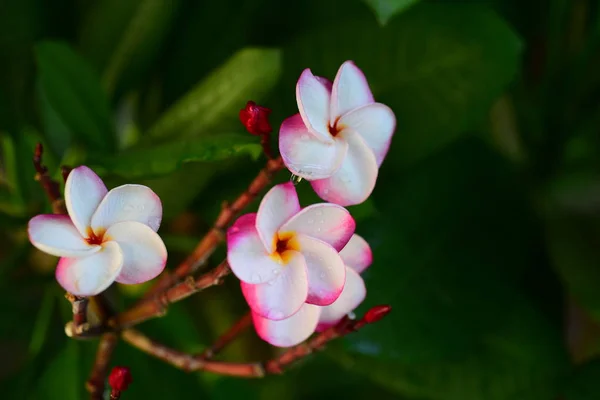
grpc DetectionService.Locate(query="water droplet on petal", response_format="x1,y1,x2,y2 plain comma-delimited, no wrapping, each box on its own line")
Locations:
307,219,314,224
290,174,303,185
301,134,309,140
319,272,326,279
319,219,324,224
271,269,280,275
316,228,322,232
347,311,357,320
316,210,322,216
323,188,330,195
251,273,261,283
271,309,285,320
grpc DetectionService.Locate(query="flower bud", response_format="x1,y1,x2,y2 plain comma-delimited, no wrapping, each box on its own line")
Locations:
109,366,132,392
363,305,391,324
239,101,272,136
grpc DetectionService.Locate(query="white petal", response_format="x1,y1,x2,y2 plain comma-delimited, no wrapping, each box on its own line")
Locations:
65,166,108,236
28,214,99,258
280,203,355,251
296,235,345,306
105,221,167,284
252,303,320,347
55,241,123,296
311,130,378,206
256,183,300,253
317,267,366,331
296,68,334,143
279,114,347,180
227,213,287,284
241,251,308,320
339,234,373,274
91,184,162,232
338,103,396,166
331,61,374,118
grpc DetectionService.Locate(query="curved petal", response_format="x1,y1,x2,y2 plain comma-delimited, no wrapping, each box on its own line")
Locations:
55,241,123,296
340,234,373,274
105,221,167,284
315,76,332,91
227,215,286,284
28,214,99,258
65,166,108,236
91,184,162,232
256,183,300,253
252,304,320,347
311,130,378,206
331,61,374,119
279,114,347,180
338,103,396,166
317,267,366,331
241,251,308,320
296,235,345,306
296,68,333,143
280,204,355,251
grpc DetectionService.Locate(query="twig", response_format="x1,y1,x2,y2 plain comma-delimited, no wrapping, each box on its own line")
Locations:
111,260,231,329
144,157,284,298
32,143,65,214
65,293,88,329
86,333,119,400
121,305,392,378
200,312,252,359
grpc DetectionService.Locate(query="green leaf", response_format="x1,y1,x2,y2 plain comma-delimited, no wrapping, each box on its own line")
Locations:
32,341,88,400
363,0,420,25
334,138,569,398
80,0,181,96
90,134,262,179
35,41,115,152
283,2,522,166
563,360,600,400
146,48,282,140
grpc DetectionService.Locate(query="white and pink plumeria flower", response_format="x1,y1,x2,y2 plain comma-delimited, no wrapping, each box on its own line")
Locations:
252,233,373,347
227,182,356,322
28,166,167,297
279,60,396,206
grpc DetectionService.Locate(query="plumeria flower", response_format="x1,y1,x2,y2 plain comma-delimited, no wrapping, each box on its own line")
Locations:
227,182,355,321
279,60,396,206
28,166,167,297
252,234,373,347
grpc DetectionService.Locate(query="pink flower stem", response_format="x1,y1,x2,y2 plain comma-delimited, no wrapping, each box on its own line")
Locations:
32,142,65,214
199,311,252,360
143,157,284,298
121,307,391,378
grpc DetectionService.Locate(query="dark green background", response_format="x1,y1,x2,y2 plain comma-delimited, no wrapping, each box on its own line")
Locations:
1,0,600,399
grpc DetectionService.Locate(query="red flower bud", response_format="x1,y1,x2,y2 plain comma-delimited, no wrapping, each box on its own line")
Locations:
363,305,391,324
239,101,272,136
109,366,133,392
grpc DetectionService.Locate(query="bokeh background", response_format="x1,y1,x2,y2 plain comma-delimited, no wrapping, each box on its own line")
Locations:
1,0,600,398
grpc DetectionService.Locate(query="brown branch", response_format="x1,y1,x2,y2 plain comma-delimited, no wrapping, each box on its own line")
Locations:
200,312,252,359
65,293,88,328
144,157,284,298
121,305,392,378
111,260,231,329
86,333,119,400
33,143,65,214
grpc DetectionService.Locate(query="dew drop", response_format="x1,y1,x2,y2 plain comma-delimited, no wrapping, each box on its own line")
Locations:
307,219,314,224
323,189,330,195
271,269,280,275
301,134,309,140
271,309,285,320
251,273,261,283
315,210,322,216
347,311,357,320
319,272,326,279
319,219,324,224
290,174,303,185
316,228,322,232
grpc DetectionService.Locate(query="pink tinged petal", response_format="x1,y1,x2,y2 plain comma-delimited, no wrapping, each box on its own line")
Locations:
227,216,286,284
296,68,333,143
28,214,99,258
339,234,373,274
241,251,308,320
311,130,378,206
331,61,374,118
91,184,162,232
105,221,167,284
55,241,123,296
65,166,108,236
280,203,355,251
256,183,301,253
315,76,333,92
317,267,366,332
252,303,320,347
296,235,345,306
279,114,348,180
338,103,396,166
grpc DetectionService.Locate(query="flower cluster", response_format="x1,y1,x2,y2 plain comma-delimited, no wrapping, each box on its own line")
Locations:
27,60,394,349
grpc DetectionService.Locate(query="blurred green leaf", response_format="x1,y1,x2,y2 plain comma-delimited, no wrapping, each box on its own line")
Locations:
146,48,282,140
82,0,180,93
562,360,600,400
283,2,522,166
37,84,72,157
35,41,115,152
32,341,86,400
363,0,420,25
90,134,261,179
